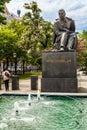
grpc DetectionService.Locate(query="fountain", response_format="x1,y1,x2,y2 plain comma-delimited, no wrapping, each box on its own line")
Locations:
37,89,41,100
28,94,31,106
0,94,87,130
14,101,20,116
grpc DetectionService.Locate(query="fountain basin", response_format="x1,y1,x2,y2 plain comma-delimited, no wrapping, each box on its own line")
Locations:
0,93,87,130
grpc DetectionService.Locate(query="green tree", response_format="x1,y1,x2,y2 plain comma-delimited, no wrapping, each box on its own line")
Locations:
0,26,28,68
7,19,28,70
8,19,25,37
77,30,87,73
22,1,43,48
39,20,53,49
20,1,53,66
0,26,18,61
0,0,11,24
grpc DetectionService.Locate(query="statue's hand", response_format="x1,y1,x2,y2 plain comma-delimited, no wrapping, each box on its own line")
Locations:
66,30,70,34
63,28,70,33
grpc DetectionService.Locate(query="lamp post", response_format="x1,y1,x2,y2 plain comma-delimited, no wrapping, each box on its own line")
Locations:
17,9,21,17
13,52,17,75
12,53,19,90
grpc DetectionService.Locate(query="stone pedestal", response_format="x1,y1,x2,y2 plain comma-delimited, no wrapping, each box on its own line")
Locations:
31,75,38,90
41,52,78,92
12,75,19,90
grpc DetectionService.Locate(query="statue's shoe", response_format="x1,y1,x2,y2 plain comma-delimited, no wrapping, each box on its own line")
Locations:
58,47,64,52
68,48,75,52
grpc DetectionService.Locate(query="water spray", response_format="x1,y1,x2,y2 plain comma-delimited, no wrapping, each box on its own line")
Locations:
37,89,40,100
14,101,20,116
28,94,31,106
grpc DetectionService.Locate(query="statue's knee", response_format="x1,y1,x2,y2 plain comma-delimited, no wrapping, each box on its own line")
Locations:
62,32,67,36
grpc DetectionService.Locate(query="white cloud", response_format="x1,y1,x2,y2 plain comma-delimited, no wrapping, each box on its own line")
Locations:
6,0,87,32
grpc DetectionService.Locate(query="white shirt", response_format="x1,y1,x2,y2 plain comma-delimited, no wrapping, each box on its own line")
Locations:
2,70,10,81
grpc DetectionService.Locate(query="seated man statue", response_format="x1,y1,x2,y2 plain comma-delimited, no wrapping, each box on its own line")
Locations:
53,9,78,51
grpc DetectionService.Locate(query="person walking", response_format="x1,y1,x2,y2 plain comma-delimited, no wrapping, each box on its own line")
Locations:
2,68,11,91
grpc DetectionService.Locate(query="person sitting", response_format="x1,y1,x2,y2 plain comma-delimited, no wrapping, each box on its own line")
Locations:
53,9,78,51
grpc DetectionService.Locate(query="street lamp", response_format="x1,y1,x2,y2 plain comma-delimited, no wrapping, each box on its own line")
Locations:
17,9,21,17
12,53,19,90
13,52,17,75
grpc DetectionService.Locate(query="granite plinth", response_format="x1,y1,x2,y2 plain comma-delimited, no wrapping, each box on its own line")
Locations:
41,78,78,92
41,51,78,92
42,52,77,78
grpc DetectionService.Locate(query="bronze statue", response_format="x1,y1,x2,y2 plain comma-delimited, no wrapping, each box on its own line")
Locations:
53,9,78,51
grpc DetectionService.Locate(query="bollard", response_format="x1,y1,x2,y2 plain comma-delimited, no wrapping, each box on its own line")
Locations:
31,75,38,90
12,75,19,90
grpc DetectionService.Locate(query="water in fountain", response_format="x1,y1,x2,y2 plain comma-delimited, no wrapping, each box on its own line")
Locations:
0,95,87,130
65,95,84,113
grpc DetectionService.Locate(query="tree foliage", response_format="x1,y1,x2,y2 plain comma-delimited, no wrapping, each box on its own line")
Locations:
7,19,28,62
0,1,53,67
0,26,18,60
8,19,25,38
77,31,87,71
0,25,27,63
0,0,11,24
19,1,53,65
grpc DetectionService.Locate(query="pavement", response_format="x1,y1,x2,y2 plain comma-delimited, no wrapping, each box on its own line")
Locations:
0,75,87,94
0,76,41,94
77,75,87,93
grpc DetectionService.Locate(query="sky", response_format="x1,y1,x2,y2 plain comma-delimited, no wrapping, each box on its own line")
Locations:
6,0,87,32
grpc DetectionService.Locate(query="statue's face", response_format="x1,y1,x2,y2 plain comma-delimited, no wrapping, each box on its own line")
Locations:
58,10,65,20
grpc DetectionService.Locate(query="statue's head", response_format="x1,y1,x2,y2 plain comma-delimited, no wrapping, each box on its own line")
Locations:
58,9,66,19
